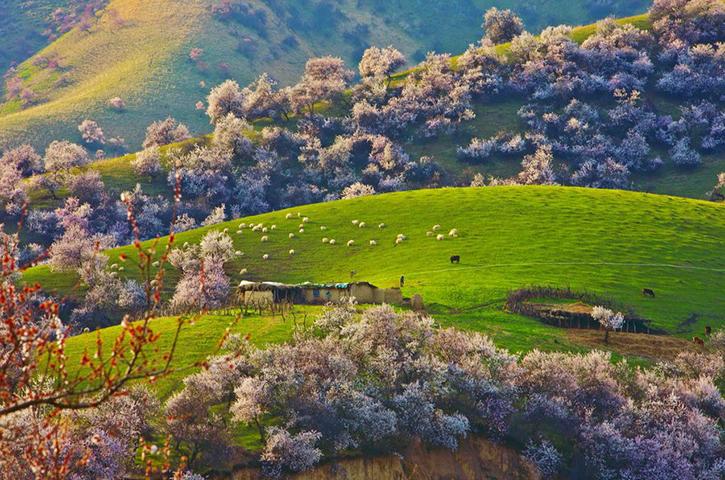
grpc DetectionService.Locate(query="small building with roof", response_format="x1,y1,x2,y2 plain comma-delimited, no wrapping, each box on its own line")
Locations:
237,280,402,306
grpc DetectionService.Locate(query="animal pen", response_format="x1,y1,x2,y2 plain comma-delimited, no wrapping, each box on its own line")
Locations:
237,281,403,308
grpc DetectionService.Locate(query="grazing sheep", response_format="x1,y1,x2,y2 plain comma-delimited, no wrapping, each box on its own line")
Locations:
82,327,90,333
378,223,386,229
261,236,269,242
111,263,118,269
396,234,407,241
235,250,243,256
395,238,403,245
299,228,305,233
285,213,293,219
271,225,277,230
302,217,309,223
239,268,248,275
252,225,261,232
426,231,433,237
436,234,445,241
289,233,295,239
329,239,337,245
118,266,125,271
262,254,269,260
432,224,441,231
152,261,159,267
289,249,295,255
320,226,327,231
352,220,359,225
236,230,243,234
299,223,305,229
223,228,229,233
347,240,355,247
322,237,329,243
297,212,302,218
449,228,459,237
359,222,366,228
239,223,247,228
369,240,377,246
262,227,269,233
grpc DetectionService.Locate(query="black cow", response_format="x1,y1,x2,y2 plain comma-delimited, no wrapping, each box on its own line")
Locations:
642,288,655,298
450,255,460,264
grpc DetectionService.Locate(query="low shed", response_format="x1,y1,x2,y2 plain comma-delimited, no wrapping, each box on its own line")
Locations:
237,281,402,306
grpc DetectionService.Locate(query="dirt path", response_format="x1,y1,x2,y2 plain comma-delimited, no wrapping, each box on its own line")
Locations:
565,329,697,361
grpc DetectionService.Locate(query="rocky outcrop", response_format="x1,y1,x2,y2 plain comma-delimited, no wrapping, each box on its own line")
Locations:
231,436,540,480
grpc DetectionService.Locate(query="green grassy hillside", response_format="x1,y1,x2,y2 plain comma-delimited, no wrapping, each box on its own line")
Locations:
0,0,649,150
24,186,725,338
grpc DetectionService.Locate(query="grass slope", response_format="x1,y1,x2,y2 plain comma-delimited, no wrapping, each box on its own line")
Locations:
0,0,650,150
24,186,725,338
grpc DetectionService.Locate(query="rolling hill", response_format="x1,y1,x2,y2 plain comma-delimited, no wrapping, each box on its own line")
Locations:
24,186,725,340
0,0,650,150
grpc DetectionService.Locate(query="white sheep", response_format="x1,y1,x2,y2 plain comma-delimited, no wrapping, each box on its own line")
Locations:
152,261,160,267
118,266,125,271
426,231,433,237
223,227,229,233
235,250,243,256
449,228,459,237
239,223,247,228
285,213,293,219
262,227,269,233
299,223,305,229
297,212,302,218
289,249,295,256
329,239,337,245
436,234,445,241
322,237,329,243
395,238,403,245
347,240,355,247
320,225,327,231
289,233,295,239
369,240,377,246
299,228,305,233
239,268,248,275
261,236,269,242
302,217,309,223
378,223,386,229
432,224,441,231
358,222,366,228
352,220,359,225
271,225,277,230
397,234,407,241
262,254,269,260
236,230,243,234
110,263,118,269
252,225,261,232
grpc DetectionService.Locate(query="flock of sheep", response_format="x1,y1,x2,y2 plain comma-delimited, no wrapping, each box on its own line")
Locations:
223,211,459,267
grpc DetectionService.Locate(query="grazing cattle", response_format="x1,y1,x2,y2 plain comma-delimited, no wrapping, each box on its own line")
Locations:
400,275,405,288
642,288,655,298
693,336,705,346
450,255,460,264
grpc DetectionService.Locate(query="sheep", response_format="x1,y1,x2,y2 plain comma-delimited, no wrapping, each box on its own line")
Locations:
262,254,269,260
297,212,302,218
299,228,305,233
235,250,243,256
110,263,118,269
118,266,125,271
239,268,248,275
396,234,407,241
289,233,295,239
152,261,160,267
285,213,293,219
426,231,433,237
236,230,243,234
223,227,229,233
252,225,261,232
239,223,247,228
436,234,445,241
329,239,337,245
110,271,118,278
378,223,386,229
359,222,366,228
432,224,441,231
320,226,327,231
262,227,269,233
302,217,309,223
395,238,403,245
289,249,295,256
448,228,459,237
347,240,355,247
322,237,329,243
271,225,277,230
261,236,269,242
369,240,377,246
352,220,359,225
